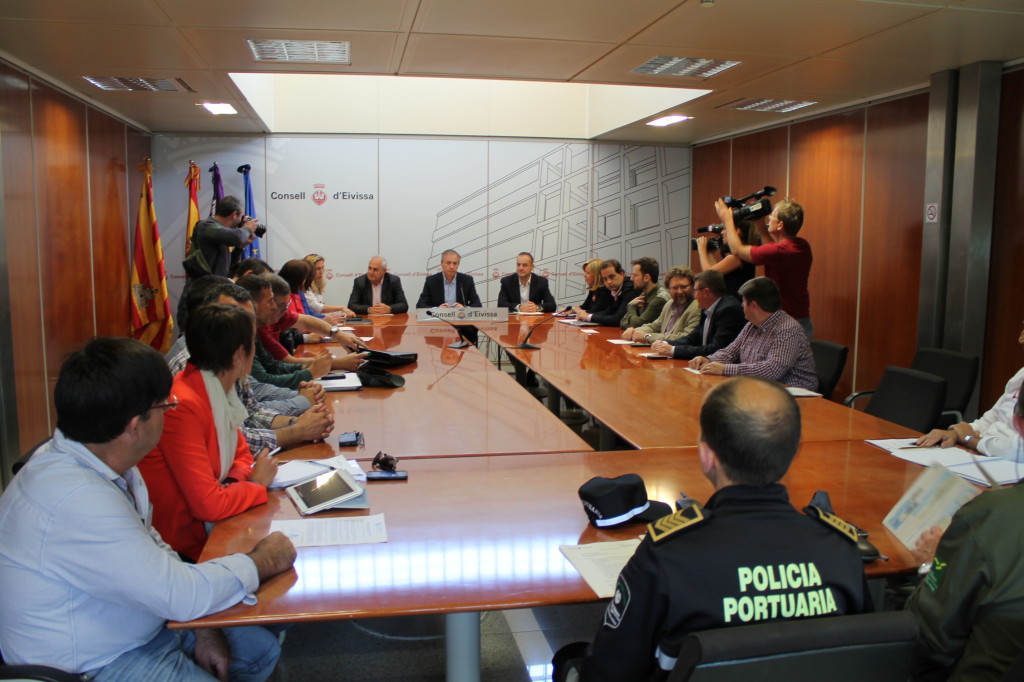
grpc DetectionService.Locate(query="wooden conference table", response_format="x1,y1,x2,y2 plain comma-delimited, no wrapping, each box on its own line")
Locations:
182,313,928,681
191,441,924,678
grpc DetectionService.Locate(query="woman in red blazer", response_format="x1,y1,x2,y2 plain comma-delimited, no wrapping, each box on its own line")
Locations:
139,303,278,561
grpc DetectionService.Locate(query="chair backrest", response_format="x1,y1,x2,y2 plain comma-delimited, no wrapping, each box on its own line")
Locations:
11,437,52,477
811,340,849,400
865,366,946,433
668,611,919,682
911,347,980,417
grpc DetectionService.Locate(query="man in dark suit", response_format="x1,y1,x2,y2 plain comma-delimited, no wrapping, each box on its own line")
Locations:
575,259,636,327
416,249,482,309
348,256,409,315
497,252,556,313
651,269,744,360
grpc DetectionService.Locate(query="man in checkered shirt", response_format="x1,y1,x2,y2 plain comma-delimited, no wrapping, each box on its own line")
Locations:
689,276,817,391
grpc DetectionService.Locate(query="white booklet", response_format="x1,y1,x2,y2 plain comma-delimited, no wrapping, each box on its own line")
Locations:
883,464,980,551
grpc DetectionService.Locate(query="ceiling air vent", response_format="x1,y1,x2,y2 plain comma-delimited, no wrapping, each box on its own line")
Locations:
718,98,816,113
82,76,186,92
247,39,351,64
632,56,740,78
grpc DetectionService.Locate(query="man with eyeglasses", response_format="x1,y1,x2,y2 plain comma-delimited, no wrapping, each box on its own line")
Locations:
651,270,745,360
0,336,296,681
623,266,701,344
716,197,813,339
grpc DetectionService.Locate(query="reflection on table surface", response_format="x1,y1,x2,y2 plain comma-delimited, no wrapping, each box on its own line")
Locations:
184,440,921,629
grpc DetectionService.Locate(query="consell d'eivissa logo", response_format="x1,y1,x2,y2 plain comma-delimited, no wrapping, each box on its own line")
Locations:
270,184,375,206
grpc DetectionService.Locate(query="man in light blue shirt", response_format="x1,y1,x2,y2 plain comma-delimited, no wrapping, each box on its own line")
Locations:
0,337,296,680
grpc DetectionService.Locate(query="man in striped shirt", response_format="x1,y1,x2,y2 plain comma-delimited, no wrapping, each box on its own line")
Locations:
689,277,817,391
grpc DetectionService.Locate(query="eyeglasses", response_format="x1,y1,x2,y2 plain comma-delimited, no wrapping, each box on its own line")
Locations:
372,451,399,473
151,395,178,412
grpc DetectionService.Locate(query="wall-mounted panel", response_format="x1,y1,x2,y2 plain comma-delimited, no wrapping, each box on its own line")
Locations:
690,141,730,271
791,111,865,399
857,94,928,395
32,81,93,413
983,68,1024,409
0,64,48,450
88,110,130,338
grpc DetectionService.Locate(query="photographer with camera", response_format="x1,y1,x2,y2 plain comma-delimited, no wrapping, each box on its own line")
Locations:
694,219,758,300
716,194,813,339
191,195,261,279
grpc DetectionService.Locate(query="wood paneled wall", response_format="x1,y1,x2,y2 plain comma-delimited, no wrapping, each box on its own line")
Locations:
983,68,1024,409
0,61,151,454
691,95,928,400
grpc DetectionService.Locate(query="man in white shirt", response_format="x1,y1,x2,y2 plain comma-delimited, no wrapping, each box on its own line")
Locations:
0,337,296,680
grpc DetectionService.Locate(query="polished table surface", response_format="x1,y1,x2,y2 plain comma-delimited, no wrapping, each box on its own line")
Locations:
299,325,592,460
186,439,922,629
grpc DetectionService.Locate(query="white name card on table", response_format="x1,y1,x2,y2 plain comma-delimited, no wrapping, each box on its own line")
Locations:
415,307,509,322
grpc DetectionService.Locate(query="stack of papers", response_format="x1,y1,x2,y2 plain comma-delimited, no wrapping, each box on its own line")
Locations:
271,457,366,489
867,438,1024,487
557,319,598,327
320,373,363,392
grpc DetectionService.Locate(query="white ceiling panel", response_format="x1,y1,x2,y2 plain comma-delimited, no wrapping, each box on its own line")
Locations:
401,34,614,79
157,0,416,32
413,0,683,42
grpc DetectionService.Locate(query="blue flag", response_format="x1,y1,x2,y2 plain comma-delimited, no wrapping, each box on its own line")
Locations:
237,164,260,259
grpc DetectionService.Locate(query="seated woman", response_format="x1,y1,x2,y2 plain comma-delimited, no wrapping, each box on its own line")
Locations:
568,258,607,315
139,303,279,561
695,219,760,300
303,253,355,319
279,259,326,344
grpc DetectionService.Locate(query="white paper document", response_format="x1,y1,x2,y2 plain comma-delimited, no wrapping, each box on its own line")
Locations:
559,539,641,598
639,352,670,359
883,464,980,550
866,438,1023,486
270,460,332,489
684,367,701,374
606,339,633,345
557,319,598,327
271,514,388,547
786,386,822,398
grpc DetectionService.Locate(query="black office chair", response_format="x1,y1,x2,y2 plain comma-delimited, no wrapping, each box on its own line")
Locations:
911,347,980,427
10,438,51,477
844,366,946,433
811,339,849,401
667,611,919,682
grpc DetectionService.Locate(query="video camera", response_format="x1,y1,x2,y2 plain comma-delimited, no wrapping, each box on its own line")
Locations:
691,185,777,251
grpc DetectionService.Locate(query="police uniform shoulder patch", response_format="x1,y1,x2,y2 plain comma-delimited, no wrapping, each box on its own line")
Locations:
647,504,707,544
803,505,858,544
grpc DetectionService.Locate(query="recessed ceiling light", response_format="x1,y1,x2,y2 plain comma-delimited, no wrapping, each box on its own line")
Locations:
83,76,187,92
247,39,351,64
633,56,740,79
719,98,817,113
201,102,237,115
647,115,692,127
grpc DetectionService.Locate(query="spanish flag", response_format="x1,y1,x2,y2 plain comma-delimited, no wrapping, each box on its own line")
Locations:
131,159,173,352
183,161,200,255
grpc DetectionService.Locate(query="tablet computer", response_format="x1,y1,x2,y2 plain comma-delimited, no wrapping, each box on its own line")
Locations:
286,468,365,515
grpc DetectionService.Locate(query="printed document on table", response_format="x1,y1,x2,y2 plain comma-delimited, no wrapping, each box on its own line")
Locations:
866,438,1023,485
883,465,979,550
560,539,641,598
271,514,388,547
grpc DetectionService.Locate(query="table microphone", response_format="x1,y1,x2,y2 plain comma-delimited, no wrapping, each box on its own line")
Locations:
515,313,557,350
426,310,470,349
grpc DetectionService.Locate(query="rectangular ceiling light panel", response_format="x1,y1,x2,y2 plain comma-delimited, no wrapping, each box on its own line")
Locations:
83,76,184,92
719,98,817,113
247,39,351,64
632,56,740,79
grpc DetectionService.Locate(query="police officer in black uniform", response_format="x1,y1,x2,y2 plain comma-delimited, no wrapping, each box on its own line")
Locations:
578,376,871,681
